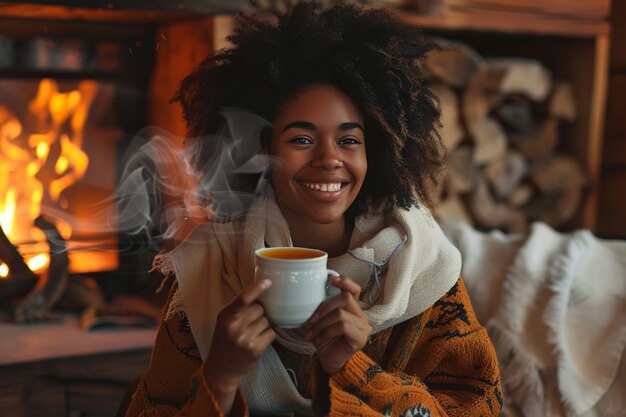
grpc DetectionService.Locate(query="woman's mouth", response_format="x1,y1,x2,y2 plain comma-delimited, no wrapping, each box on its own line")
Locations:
300,182,343,192
296,180,351,201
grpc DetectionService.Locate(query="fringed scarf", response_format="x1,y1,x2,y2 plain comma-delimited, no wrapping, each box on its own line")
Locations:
153,188,461,414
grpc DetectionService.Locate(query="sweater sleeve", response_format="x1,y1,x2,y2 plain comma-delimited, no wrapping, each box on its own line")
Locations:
313,277,502,417
124,283,249,417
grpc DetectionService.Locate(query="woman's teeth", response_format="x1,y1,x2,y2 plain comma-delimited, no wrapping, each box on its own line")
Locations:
301,182,342,192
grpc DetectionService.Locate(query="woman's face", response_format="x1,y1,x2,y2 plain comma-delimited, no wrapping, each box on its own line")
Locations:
270,84,367,226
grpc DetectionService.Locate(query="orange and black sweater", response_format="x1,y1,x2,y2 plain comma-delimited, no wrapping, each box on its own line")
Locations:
125,277,502,417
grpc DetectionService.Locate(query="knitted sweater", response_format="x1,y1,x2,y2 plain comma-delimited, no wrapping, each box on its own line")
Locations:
125,277,502,417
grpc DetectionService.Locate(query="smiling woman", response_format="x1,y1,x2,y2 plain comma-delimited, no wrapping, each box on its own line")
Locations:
270,84,367,255
124,2,502,417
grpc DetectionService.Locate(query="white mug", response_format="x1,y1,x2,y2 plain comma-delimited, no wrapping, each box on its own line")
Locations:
255,247,340,329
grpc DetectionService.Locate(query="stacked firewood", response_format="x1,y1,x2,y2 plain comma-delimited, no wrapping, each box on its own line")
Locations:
425,38,586,232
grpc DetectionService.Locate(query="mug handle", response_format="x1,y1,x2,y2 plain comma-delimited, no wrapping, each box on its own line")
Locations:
326,269,341,298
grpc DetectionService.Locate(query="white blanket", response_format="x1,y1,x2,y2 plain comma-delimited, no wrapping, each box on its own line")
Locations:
447,222,626,417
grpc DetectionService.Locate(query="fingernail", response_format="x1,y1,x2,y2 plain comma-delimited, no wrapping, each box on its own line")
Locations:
261,279,272,289
332,276,341,283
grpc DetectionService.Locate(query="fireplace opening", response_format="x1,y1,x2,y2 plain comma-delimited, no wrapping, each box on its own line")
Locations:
0,78,121,274
0,16,165,321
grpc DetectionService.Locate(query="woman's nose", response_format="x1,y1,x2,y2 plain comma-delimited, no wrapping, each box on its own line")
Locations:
311,141,342,169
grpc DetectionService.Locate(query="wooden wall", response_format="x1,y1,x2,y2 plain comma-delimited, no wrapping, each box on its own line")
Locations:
147,16,233,139
598,0,626,238
144,6,617,235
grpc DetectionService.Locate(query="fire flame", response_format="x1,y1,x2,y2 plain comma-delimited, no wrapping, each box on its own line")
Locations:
0,79,96,277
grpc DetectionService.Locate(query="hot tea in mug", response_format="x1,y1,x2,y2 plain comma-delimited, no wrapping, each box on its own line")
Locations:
255,247,340,328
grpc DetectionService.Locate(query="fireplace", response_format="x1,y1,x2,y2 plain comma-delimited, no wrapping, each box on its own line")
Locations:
0,78,121,274
0,11,166,313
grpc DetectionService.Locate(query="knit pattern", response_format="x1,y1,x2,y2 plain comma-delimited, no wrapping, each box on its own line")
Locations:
125,278,502,417
125,283,249,417
314,279,503,417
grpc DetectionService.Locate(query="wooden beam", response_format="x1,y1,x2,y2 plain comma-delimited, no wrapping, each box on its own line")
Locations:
584,34,610,231
399,8,610,37
148,16,216,138
0,1,247,22
446,0,611,21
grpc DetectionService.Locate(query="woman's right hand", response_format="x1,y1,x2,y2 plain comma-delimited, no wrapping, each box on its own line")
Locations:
204,279,276,411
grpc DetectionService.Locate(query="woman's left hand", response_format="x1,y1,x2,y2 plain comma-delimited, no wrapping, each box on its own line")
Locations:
304,275,372,375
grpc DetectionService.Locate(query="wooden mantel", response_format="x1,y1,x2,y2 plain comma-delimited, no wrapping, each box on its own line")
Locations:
0,315,156,366
0,316,156,416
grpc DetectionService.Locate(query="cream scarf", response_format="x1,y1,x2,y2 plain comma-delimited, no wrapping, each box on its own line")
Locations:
154,188,461,414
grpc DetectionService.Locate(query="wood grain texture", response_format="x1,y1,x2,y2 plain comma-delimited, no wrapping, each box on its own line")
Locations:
0,0,250,22
603,74,626,164
597,0,626,237
597,169,626,237
610,0,626,68
147,16,216,138
399,8,609,37
0,349,151,417
446,0,611,20
602,136,626,166
0,3,199,23
583,34,610,230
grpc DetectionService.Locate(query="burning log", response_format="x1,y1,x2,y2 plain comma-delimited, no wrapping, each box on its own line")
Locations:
14,216,69,323
0,226,32,276
0,226,38,302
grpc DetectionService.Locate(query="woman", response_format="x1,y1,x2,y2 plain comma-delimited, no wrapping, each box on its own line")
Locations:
126,2,502,416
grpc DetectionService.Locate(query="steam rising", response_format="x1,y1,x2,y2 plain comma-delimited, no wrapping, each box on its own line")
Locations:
115,108,273,250
1,102,274,257
0,75,278,276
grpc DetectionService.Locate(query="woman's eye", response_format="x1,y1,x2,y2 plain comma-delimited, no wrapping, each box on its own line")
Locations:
289,136,313,144
339,137,361,145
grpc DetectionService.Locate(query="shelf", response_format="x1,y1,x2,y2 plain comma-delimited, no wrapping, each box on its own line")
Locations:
394,2,612,231
0,1,612,37
0,68,139,82
0,316,154,416
398,8,609,38
0,1,222,24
